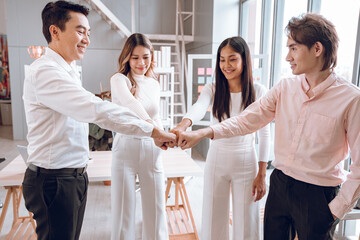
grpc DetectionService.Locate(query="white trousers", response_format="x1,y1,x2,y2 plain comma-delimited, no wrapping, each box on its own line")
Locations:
111,134,169,240
201,141,260,240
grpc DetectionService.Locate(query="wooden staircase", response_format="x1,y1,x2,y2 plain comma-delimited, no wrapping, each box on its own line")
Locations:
83,0,195,124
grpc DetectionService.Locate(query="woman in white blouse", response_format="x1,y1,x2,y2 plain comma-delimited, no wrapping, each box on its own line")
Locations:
110,33,168,240
171,36,271,240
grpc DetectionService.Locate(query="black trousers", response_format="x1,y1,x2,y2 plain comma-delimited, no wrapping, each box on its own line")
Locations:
22,167,88,240
264,169,340,240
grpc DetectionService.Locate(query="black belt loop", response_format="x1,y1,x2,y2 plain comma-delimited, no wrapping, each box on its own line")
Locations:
36,165,40,176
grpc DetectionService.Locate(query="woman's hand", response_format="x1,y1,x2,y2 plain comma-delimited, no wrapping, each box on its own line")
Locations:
177,127,214,149
252,174,266,202
151,126,176,150
252,162,267,202
167,118,192,148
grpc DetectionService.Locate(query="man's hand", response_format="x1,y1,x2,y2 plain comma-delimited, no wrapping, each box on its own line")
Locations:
151,127,176,150
177,127,214,149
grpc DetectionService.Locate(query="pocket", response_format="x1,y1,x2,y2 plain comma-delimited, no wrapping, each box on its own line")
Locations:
322,186,338,223
304,113,336,144
43,177,59,208
152,142,164,173
112,134,130,153
79,173,88,202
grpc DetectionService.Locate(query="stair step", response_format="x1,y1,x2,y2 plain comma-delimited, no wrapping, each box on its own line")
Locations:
174,103,184,106
174,92,183,95
152,42,177,46
174,113,185,117
147,34,194,42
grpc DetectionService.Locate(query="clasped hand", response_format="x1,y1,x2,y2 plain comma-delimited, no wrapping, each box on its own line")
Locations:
152,124,214,150
151,126,202,150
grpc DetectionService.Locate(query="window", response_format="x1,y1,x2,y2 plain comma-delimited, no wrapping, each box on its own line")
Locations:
240,0,262,56
240,0,274,88
276,0,308,81
320,0,360,81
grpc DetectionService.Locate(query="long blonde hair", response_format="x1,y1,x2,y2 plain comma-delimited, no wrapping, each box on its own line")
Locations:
117,33,157,95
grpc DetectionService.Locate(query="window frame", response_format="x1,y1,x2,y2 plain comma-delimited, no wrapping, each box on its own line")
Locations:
240,0,360,88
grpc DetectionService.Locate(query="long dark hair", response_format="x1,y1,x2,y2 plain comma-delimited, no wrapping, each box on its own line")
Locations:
117,33,156,95
212,36,255,122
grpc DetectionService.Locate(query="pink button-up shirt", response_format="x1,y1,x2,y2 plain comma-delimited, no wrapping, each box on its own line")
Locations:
210,73,360,219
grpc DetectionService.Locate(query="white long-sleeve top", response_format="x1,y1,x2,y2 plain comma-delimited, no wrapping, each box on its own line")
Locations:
110,72,163,129
23,48,153,169
184,82,270,162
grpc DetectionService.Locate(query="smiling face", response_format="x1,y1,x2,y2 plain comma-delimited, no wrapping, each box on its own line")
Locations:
286,36,318,75
49,11,90,64
219,44,243,82
129,45,151,75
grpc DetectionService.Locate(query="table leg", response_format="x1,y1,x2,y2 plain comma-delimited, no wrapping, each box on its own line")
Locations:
180,178,199,239
165,179,172,204
0,186,37,239
165,177,199,240
11,186,21,226
0,187,12,233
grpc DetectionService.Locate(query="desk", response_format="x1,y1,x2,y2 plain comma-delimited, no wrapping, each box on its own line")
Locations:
0,151,114,239
0,149,202,239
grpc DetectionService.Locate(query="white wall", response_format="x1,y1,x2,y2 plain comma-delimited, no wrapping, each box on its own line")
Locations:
0,0,6,34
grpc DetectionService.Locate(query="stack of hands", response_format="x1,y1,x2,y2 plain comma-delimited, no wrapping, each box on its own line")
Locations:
151,119,211,151
151,119,267,202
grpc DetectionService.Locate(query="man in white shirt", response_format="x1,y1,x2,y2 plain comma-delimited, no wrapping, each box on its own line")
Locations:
21,1,175,239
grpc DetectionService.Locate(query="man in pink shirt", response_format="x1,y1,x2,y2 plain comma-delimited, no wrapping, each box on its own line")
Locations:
178,13,360,239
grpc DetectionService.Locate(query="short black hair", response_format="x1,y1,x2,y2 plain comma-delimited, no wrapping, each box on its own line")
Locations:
42,1,89,43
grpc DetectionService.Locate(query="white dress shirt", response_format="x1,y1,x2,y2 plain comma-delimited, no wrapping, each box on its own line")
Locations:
23,48,153,169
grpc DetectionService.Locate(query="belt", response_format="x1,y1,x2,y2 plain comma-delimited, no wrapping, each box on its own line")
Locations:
28,164,87,175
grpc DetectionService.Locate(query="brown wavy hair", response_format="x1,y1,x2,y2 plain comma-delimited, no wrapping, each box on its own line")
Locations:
213,36,255,122
116,33,157,95
286,13,339,71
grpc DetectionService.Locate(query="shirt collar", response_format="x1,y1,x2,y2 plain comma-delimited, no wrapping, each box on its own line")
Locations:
300,72,336,97
45,47,77,73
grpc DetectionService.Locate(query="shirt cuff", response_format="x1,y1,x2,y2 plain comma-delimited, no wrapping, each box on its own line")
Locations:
142,122,154,137
209,125,222,140
329,195,353,220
